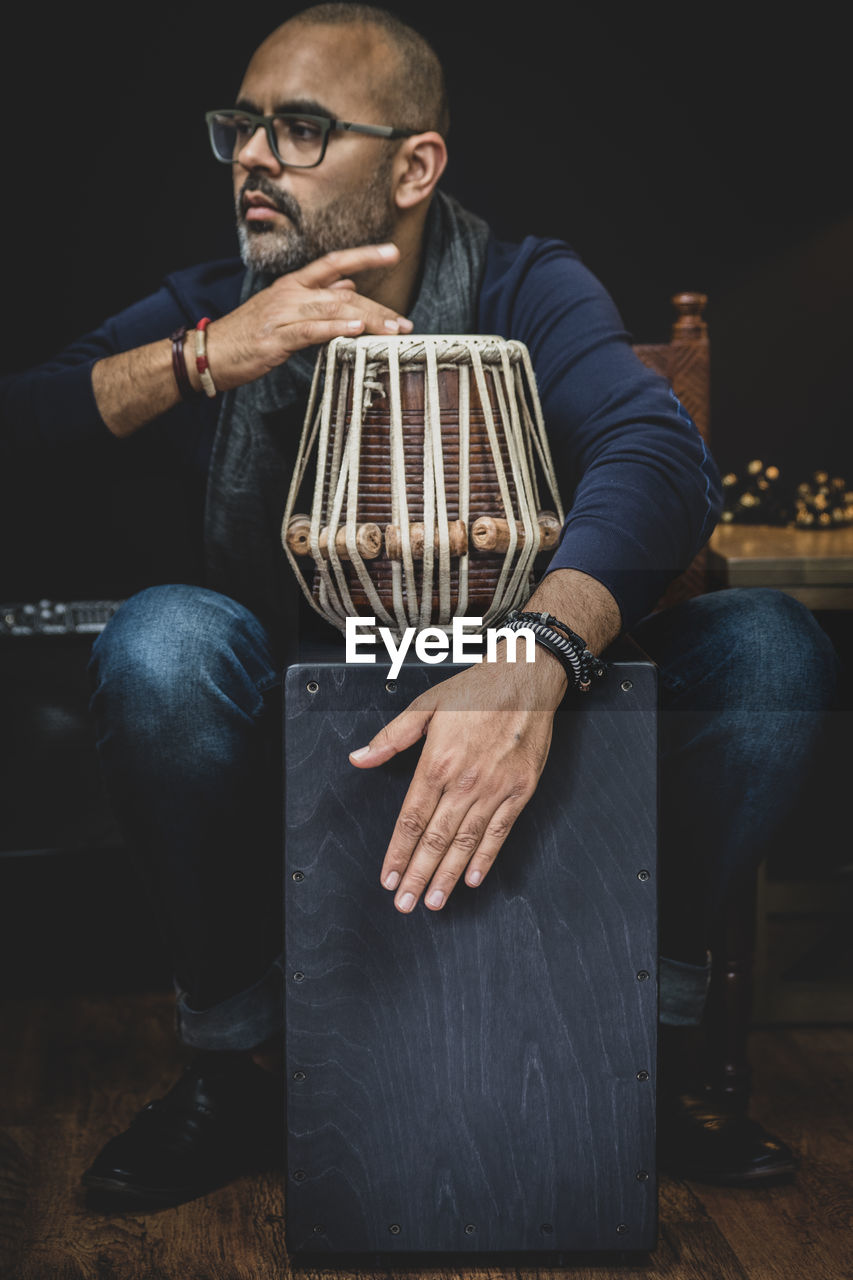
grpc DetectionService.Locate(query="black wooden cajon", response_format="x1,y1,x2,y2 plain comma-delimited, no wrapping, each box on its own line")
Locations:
283,647,658,1256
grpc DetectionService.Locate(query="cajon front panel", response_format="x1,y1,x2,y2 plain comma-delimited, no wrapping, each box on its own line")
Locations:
284,657,657,1254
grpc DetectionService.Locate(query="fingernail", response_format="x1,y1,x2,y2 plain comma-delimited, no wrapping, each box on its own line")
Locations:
384,871,400,890
398,317,413,331
350,745,370,760
427,889,444,908
347,319,363,331
377,243,397,258
468,870,482,885
398,891,416,911
384,319,400,332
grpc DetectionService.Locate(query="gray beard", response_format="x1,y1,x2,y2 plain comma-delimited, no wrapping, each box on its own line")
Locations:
236,159,397,277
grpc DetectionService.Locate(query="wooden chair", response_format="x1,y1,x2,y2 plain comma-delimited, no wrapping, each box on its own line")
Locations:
633,292,711,609
632,295,755,1107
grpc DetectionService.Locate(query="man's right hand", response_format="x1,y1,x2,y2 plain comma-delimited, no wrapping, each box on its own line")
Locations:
205,242,412,390
91,242,411,438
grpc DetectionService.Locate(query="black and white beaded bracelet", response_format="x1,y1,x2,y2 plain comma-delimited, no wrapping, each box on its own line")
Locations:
503,609,608,691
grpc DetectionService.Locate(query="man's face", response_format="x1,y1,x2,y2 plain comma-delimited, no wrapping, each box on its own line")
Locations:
232,23,400,275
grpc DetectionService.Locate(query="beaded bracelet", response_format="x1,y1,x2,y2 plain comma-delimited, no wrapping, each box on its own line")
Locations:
503,608,608,691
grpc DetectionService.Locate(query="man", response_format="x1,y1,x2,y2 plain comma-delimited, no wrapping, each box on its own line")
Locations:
1,4,838,1207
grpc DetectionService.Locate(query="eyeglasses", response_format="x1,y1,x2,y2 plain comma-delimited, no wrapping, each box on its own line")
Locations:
205,108,418,168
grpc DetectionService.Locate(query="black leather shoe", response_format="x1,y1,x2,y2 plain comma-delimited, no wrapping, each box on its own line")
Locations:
658,1090,798,1186
81,1051,283,1207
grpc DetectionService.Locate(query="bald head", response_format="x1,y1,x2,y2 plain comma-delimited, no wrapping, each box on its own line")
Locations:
270,3,450,137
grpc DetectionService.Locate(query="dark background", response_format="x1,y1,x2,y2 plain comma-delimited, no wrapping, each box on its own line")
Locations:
2,3,850,483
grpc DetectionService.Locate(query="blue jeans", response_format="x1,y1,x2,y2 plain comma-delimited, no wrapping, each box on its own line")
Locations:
87,584,840,1049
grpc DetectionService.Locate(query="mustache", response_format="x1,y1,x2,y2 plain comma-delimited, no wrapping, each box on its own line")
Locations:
239,175,303,230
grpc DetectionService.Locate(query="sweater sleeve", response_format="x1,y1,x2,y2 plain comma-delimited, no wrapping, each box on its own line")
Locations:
0,258,244,458
478,236,723,630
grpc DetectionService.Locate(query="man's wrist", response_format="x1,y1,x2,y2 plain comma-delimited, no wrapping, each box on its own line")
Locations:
505,610,607,692
492,632,569,702
93,339,185,438
523,568,622,657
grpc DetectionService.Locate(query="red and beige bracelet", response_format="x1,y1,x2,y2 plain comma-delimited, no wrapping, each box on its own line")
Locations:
193,317,218,399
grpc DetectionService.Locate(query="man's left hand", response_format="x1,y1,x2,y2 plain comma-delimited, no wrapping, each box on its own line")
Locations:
348,652,568,912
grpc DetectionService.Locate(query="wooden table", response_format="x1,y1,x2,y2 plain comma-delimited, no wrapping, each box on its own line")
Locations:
707,522,853,610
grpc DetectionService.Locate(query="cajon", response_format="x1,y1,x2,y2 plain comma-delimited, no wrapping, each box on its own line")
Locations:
283,648,658,1256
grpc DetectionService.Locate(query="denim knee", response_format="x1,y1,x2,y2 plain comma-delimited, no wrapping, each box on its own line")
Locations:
87,583,279,742
658,587,840,713
721,588,838,701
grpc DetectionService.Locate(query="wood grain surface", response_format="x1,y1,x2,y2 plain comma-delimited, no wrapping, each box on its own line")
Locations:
707,523,853,610
284,658,659,1255
708,524,853,583
2,992,851,1279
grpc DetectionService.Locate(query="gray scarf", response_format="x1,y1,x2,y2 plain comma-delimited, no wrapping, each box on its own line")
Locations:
202,189,491,657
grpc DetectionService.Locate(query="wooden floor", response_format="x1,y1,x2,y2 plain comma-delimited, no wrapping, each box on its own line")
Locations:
0,992,851,1280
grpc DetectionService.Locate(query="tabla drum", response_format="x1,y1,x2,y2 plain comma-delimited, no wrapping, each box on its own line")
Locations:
281,334,564,638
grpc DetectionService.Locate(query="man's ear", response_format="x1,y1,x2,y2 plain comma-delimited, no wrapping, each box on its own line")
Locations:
393,132,448,210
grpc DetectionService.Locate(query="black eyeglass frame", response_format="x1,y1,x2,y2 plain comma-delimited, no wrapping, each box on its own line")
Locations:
205,108,419,168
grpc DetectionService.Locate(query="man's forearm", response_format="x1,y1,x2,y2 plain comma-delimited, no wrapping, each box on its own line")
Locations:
91,337,199,438
482,567,623,704
523,568,623,657
89,243,413,440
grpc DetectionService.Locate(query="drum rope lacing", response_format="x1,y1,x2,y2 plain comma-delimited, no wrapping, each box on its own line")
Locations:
281,335,565,640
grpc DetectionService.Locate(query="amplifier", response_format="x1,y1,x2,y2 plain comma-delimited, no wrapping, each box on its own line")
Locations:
0,601,126,855
1,598,125,638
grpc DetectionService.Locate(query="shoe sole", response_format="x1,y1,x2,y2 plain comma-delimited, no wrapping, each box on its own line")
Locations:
671,1161,798,1187
81,1172,220,1207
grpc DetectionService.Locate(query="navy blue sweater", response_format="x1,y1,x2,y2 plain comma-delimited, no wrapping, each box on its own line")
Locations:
0,235,722,629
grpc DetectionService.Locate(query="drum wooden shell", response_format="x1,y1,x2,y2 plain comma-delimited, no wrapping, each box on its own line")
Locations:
282,336,564,637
